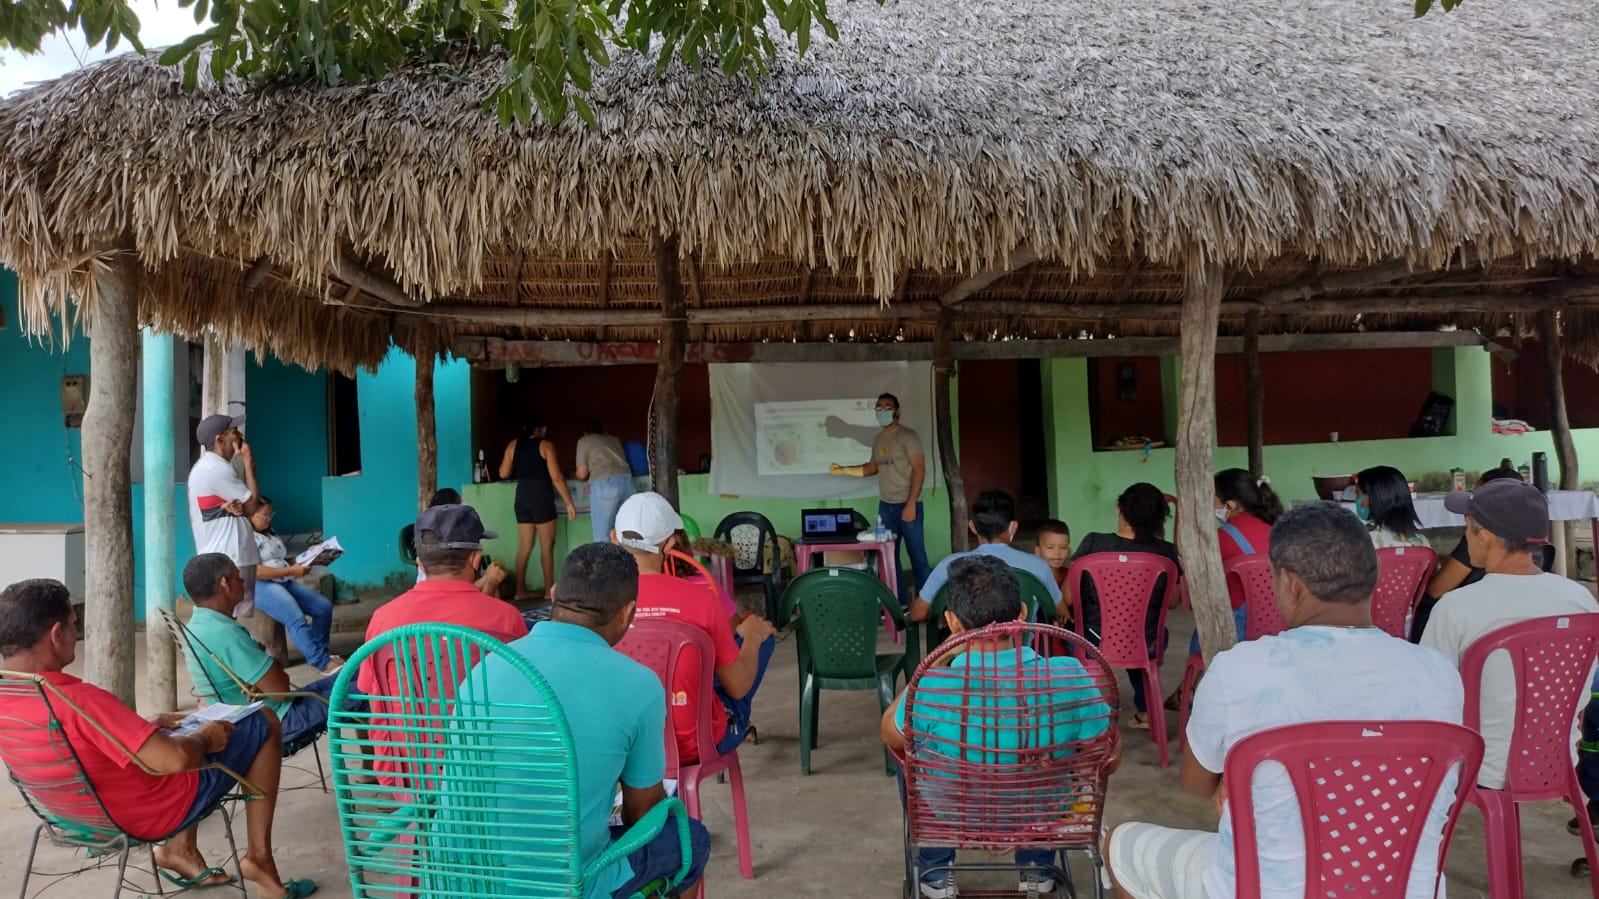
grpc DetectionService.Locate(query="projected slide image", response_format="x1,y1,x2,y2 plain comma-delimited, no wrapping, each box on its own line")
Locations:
755,398,880,476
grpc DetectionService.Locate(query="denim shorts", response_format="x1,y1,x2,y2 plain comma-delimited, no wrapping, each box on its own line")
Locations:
173,710,272,834
609,815,710,897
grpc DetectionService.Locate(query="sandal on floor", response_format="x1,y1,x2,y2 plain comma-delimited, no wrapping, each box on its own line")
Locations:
1163,691,1181,712
1128,713,1151,731
158,866,236,889
275,879,318,899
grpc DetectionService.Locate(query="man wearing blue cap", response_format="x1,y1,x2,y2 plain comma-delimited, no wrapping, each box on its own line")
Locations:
1422,478,1599,788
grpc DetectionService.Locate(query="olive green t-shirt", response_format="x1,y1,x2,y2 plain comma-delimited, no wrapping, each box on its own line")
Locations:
575,433,632,481
872,424,924,503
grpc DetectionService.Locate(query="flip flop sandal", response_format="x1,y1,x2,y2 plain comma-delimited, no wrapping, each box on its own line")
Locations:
277,878,318,899
158,866,237,890
1128,714,1151,731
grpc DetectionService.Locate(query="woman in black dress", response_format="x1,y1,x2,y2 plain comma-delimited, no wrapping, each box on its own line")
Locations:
498,414,577,600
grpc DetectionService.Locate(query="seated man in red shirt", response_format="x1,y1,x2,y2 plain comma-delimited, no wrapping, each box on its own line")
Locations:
359,503,528,788
0,579,313,899
612,492,776,763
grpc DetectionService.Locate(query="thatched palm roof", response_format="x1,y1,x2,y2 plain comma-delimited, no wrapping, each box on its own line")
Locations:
1,0,1597,370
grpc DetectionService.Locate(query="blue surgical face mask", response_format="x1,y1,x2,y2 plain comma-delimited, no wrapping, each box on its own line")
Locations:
1356,496,1371,522
875,409,895,427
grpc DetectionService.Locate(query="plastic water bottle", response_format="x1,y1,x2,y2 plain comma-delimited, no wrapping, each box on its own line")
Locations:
875,515,886,542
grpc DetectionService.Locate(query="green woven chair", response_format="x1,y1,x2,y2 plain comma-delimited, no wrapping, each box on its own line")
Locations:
911,568,1058,667
157,607,329,792
0,669,261,898
326,622,693,898
778,567,909,776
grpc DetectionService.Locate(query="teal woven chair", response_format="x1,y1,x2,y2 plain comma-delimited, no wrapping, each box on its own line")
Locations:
779,567,909,776
911,568,1057,667
327,623,693,898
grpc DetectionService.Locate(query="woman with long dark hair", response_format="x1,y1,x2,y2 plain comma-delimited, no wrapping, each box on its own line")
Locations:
499,414,577,600
1355,465,1426,549
1070,482,1179,729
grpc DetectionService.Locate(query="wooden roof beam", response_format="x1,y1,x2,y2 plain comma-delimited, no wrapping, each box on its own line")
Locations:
938,247,1040,306
332,253,422,308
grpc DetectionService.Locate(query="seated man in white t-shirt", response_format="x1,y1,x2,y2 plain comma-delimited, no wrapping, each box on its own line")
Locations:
1104,502,1465,899
1421,477,1599,789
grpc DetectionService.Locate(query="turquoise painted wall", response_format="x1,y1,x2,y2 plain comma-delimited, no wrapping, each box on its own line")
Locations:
1044,346,1599,537
0,276,90,525
245,352,329,535
322,348,473,591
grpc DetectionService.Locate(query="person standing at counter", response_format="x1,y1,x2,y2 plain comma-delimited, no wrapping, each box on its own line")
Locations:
499,414,578,601
575,418,636,544
829,393,930,608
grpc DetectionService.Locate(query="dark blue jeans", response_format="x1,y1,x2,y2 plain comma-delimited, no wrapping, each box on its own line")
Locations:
713,634,776,756
279,673,368,746
609,814,710,897
880,500,932,608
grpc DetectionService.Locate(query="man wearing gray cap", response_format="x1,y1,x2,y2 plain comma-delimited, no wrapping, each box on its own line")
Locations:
1421,478,1599,788
187,414,261,618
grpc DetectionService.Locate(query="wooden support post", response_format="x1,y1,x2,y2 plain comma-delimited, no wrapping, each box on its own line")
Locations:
649,235,687,507
1244,310,1265,476
416,353,437,511
1176,254,1233,664
1538,309,1580,571
142,327,177,713
83,255,139,705
933,308,968,553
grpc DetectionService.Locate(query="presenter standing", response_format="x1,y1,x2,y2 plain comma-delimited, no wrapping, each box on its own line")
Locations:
830,393,929,607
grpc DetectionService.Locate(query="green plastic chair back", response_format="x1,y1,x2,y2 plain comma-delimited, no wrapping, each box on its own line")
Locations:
916,567,1058,666
328,623,691,898
781,567,906,680
681,514,702,540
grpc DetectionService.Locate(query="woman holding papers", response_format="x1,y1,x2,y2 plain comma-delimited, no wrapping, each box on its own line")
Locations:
250,497,341,675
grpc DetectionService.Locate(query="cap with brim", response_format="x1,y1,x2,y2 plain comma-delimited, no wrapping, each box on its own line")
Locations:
414,503,498,549
195,414,245,448
614,492,684,553
1444,479,1550,543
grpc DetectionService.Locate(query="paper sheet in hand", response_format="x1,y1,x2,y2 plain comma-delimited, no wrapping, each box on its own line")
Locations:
165,701,265,737
295,536,343,567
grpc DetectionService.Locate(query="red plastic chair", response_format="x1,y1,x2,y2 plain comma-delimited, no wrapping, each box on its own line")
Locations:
1459,614,1599,899
896,622,1121,898
1372,546,1437,640
1179,555,1284,752
1225,720,1484,899
1066,552,1178,767
616,617,756,891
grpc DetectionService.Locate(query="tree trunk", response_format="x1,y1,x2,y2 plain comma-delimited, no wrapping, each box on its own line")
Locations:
416,354,437,511
83,256,139,705
649,235,687,507
1244,310,1265,476
1176,254,1233,665
142,327,177,713
934,309,968,553
1538,310,1579,570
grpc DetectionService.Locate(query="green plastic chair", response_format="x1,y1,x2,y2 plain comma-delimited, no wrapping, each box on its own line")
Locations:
681,514,702,540
778,567,909,776
912,568,1057,668
327,623,693,898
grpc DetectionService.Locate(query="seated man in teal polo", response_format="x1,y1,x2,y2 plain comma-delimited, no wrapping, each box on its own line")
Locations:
180,553,366,747
464,542,709,897
909,489,1062,623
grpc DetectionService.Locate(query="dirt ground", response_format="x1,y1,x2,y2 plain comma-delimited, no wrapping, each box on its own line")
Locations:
2,606,1593,898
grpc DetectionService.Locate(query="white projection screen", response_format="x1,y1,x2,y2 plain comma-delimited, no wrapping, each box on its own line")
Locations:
708,361,942,500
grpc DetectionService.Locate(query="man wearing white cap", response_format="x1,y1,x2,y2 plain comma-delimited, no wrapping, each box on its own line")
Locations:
187,414,262,619
613,492,777,765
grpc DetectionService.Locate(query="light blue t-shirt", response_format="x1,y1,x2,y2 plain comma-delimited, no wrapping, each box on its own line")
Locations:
1186,626,1465,899
453,622,667,898
920,543,1063,609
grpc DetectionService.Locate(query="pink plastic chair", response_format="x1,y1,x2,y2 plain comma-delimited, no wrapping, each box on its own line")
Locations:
616,617,755,892
1371,546,1437,640
1459,614,1599,899
1225,720,1484,899
1066,552,1179,767
1179,555,1284,752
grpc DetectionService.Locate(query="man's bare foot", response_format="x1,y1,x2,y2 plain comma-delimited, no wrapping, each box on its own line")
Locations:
239,855,287,897
151,846,231,887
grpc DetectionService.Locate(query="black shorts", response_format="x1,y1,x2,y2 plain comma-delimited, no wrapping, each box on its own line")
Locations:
515,480,556,525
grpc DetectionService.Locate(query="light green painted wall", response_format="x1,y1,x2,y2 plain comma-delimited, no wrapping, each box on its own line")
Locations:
462,474,955,592
1044,346,1599,537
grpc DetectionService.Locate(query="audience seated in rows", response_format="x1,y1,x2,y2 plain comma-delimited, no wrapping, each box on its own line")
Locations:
884,554,1114,898
180,554,366,749
909,489,1062,623
0,579,314,899
1071,482,1178,729
1420,477,1599,789
482,543,711,897
1415,464,1547,640
1106,502,1464,899
611,491,777,764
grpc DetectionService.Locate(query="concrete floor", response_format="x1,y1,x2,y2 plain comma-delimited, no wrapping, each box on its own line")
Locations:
2,608,1594,898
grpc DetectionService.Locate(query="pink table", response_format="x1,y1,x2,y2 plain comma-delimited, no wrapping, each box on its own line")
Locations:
795,538,899,598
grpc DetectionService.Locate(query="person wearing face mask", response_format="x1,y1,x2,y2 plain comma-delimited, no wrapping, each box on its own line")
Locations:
909,489,1063,624
1182,469,1284,659
1353,465,1428,549
829,392,930,608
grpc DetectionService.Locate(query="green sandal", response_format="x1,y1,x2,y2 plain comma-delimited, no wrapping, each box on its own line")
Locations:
157,866,237,890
